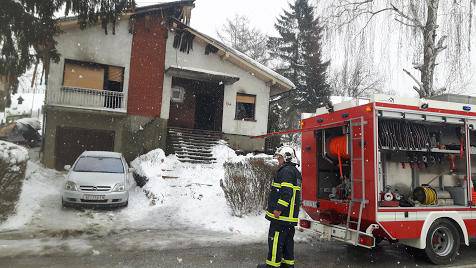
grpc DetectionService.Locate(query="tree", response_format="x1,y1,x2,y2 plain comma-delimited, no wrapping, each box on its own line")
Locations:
0,0,134,110
330,41,384,98
325,0,475,98
217,15,270,65
269,0,331,115
266,0,330,149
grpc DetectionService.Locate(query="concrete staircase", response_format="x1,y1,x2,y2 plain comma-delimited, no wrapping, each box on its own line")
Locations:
167,127,224,164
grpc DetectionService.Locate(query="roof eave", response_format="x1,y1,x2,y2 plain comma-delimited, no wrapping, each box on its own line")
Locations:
171,21,295,91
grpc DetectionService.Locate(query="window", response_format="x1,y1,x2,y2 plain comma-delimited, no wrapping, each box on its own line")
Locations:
63,59,124,92
235,93,256,121
73,156,124,173
63,61,105,90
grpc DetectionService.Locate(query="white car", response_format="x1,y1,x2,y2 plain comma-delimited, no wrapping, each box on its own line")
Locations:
61,151,134,208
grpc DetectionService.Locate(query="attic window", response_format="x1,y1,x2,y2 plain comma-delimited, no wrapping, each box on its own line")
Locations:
235,93,256,121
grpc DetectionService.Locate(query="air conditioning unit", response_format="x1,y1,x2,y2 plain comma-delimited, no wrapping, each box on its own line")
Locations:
171,86,185,103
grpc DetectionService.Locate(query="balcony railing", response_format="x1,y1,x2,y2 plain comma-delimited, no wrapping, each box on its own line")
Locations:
47,86,127,112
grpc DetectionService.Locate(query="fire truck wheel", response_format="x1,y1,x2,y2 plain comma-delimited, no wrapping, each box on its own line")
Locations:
374,236,384,246
424,219,461,265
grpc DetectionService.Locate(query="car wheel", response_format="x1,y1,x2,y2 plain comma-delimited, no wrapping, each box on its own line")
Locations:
61,198,68,208
424,219,460,265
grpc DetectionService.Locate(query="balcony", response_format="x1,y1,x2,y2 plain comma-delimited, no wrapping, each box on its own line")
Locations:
47,87,127,113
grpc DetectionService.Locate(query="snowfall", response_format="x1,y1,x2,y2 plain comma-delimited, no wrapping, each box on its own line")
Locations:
0,143,311,258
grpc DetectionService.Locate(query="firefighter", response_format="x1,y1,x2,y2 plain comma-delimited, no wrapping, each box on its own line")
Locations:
257,146,301,268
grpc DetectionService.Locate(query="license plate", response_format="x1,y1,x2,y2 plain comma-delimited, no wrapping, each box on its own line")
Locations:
83,194,105,201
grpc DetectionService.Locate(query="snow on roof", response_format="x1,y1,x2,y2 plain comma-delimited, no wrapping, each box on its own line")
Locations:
226,46,295,89
16,118,41,130
178,22,295,90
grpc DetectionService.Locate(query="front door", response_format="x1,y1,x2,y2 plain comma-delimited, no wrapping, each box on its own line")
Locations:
195,84,223,131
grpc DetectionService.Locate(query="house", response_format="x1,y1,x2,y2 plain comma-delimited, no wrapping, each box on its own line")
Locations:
42,1,294,170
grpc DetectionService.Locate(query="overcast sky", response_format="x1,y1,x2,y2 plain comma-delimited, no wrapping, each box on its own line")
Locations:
137,0,291,38
133,0,476,97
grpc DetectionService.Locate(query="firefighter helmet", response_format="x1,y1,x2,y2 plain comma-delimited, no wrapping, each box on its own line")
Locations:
274,146,299,165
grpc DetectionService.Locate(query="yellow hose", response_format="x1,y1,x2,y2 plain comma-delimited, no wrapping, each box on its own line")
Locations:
422,186,437,205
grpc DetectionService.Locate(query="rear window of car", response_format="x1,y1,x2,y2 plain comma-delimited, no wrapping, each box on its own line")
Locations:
73,156,124,173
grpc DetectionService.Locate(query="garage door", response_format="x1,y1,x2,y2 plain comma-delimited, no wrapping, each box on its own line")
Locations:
55,127,115,170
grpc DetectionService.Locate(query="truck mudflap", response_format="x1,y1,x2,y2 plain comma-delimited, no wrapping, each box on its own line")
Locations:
298,217,379,249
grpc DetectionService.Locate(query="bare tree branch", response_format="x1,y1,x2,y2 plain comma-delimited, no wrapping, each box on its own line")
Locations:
394,18,420,28
403,68,423,92
390,4,424,28
435,35,448,52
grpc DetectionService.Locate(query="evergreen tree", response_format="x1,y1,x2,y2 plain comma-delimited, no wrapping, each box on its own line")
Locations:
268,0,330,114
0,0,134,110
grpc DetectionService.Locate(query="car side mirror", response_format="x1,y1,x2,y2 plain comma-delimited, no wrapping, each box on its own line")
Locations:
64,165,71,171
128,167,135,173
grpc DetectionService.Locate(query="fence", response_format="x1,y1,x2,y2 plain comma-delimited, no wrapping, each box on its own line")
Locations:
47,86,127,112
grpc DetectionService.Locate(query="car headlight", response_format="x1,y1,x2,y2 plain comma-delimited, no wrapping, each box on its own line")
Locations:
112,183,125,192
65,181,78,191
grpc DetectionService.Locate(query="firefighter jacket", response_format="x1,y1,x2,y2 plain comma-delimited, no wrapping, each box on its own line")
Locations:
265,162,301,226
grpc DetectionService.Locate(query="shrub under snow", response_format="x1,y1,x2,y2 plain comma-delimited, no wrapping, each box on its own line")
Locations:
0,141,29,223
130,148,166,179
221,156,278,217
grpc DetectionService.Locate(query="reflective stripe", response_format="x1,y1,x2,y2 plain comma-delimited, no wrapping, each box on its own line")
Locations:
266,260,281,267
271,182,281,188
266,211,298,223
289,188,296,217
282,259,295,265
277,199,289,207
272,231,279,263
281,182,301,191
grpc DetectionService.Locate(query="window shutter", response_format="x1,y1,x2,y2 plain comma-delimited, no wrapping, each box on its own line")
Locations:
63,62,105,90
236,94,256,104
108,66,123,83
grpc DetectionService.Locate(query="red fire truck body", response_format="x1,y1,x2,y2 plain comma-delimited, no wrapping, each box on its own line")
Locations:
297,95,476,264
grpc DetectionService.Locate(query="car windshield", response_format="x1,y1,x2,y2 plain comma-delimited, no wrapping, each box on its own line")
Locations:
73,156,124,173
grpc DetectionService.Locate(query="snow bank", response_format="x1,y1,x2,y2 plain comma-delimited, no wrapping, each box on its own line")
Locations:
130,148,166,179
0,141,29,164
2,143,307,244
0,142,29,223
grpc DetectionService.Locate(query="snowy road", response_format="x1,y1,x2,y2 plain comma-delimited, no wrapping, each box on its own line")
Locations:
3,230,476,267
5,149,476,267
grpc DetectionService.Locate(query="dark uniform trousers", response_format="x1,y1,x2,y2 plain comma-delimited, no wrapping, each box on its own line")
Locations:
267,222,295,267
264,163,301,267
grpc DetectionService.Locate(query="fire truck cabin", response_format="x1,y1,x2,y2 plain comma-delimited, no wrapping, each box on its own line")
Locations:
299,94,476,264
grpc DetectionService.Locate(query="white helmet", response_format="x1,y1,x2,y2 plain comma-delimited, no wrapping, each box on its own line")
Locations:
274,146,300,166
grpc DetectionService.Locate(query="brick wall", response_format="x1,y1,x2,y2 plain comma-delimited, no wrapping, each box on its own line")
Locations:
127,16,167,116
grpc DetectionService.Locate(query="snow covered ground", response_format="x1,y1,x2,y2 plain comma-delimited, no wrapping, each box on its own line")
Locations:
0,143,311,257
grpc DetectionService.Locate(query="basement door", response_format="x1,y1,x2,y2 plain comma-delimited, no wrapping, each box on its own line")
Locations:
55,127,115,170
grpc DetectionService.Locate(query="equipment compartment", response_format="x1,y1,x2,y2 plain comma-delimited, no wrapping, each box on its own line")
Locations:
315,125,351,201
377,118,469,207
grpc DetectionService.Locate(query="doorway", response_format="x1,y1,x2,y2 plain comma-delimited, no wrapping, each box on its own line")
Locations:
168,77,224,131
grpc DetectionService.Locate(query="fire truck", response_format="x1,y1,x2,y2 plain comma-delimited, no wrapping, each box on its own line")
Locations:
285,94,476,264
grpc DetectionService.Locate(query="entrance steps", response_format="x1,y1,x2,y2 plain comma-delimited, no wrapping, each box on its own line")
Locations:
167,127,225,164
